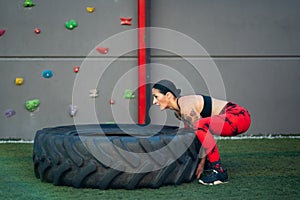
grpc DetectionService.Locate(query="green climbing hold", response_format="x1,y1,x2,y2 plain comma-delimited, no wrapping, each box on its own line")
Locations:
25,99,40,112
65,20,78,30
24,0,35,7
123,89,135,99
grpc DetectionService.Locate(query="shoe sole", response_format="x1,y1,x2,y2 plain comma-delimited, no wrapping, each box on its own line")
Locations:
198,179,228,186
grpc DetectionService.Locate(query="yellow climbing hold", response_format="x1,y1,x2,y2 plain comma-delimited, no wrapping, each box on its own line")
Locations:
86,7,95,13
15,77,24,85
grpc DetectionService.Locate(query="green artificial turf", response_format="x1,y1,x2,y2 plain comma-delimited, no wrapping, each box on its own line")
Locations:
0,139,299,200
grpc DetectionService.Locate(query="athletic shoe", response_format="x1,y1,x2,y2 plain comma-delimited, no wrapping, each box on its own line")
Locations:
198,169,229,185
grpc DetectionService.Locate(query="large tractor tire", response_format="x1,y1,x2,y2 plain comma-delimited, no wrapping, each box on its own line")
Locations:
33,124,201,189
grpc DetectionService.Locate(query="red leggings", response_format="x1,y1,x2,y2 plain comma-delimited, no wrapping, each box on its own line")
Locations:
194,102,251,162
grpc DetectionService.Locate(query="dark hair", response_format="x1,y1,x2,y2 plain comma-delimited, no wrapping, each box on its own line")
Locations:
152,80,181,98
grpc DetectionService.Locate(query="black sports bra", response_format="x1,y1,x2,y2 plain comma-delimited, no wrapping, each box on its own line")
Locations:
176,95,212,118
200,95,212,118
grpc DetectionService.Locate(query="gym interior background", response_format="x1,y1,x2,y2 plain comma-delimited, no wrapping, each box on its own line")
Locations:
1,0,300,140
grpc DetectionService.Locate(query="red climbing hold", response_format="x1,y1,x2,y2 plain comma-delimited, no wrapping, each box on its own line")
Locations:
74,66,79,73
0,29,6,36
120,17,132,26
96,47,109,54
34,28,41,34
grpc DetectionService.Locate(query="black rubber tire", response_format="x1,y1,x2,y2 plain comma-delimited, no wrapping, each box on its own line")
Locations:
33,124,201,189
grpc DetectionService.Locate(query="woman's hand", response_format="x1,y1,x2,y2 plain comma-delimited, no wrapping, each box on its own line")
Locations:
196,156,206,179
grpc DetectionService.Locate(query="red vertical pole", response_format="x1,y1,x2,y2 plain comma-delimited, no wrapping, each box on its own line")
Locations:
138,0,146,124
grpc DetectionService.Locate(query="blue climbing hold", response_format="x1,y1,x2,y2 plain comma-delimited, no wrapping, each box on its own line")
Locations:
42,69,53,78
4,109,16,118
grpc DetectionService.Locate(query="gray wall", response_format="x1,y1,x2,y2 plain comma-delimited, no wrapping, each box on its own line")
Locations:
148,0,300,135
1,0,300,139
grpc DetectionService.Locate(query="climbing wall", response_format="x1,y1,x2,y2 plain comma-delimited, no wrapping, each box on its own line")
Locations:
0,0,138,140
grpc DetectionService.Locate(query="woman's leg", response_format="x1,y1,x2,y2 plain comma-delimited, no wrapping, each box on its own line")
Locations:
194,103,251,162
216,102,251,137
194,117,221,163
194,117,233,184
195,103,251,184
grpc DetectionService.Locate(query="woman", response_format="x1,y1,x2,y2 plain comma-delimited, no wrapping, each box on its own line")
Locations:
152,80,251,185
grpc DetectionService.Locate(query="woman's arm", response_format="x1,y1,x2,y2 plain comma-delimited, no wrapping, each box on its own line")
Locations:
177,96,202,129
179,107,202,129
174,111,191,129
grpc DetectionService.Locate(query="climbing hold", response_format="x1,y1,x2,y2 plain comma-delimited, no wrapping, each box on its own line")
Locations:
15,77,24,85
4,109,16,118
25,99,40,112
120,17,132,26
89,89,98,98
96,47,109,54
86,7,95,13
68,105,77,117
42,69,53,78
109,99,115,105
123,89,135,99
65,20,78,30
23,0,35,7
0,29,6,36
34,28,41,34
74,66,79,73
